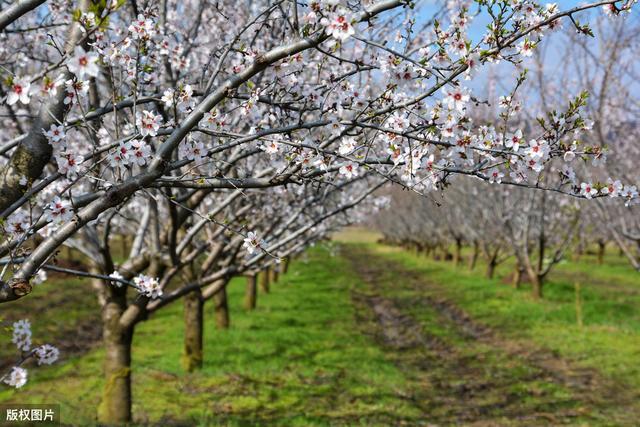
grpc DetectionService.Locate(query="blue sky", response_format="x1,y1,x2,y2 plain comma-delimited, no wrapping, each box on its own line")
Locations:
414,0,622,41
409,1,639,99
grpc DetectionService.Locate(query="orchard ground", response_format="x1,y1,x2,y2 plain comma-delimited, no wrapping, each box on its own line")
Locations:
1,228,640,425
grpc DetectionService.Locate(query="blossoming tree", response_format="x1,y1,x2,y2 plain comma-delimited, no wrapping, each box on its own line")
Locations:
0,0,638,423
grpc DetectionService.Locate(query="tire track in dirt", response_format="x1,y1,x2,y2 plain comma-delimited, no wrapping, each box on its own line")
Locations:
344,244,640,426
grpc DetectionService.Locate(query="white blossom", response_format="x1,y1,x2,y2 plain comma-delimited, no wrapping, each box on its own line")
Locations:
54,151,84,177
243,231,263,255
134,274,162,299
4,367,27,389
12,319,32,352
338,137,357,155
44,124,66,145
47,197,73,224
442,86,470,112
128,14,156,39
339,162,359,179
109,271,125,288
7,76,31,105
580,182,598,199
67,47,100,79
35,344,60,366
136,110,162,137
320,11,355,41
5,210,30,238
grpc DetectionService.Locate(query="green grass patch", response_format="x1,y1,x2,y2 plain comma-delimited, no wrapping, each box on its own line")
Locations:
363,242,640,390
0,245,420,425
0,274,100,365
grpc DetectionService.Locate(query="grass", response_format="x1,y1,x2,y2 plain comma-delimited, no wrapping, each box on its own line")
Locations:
361,241,640,391
0,273,100,366
343,245,592,424
0,245,421,426
1,229,639,425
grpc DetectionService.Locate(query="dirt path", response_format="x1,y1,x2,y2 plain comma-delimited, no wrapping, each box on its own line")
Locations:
344,245,640,426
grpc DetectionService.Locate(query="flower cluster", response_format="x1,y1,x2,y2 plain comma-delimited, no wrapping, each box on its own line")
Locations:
107,139,152,171
162,85,196,112
133,274,163,299
63,79,89,106
199,109,228,131
11,319,32,352
523,139,550,173
579,180,637,204
3,320,59,389
442,86,470,113
260,139,281,155
338,137,356,155
178,136,208,164
43,124,85,178
4,210,30,239
321,12,355,41
128,14,157,40
55,151,84,177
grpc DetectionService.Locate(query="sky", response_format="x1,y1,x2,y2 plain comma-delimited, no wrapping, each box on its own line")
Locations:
416,1,619,41
408,1,640,101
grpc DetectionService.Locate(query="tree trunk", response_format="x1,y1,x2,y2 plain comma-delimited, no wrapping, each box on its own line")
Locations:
244,274,257,311
597,241,606,265
532,192,547,299
282,258,290,274
98,300,133,424
575,282,583,328
214,286,230,329
469,241,479,270
531,274,544,299
182,289,203,372
453,239,462,265
260,268,270,293
486,258,497,279
573,240,584,262
512,266,522,289
269,265,279,284
442,246,452,261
